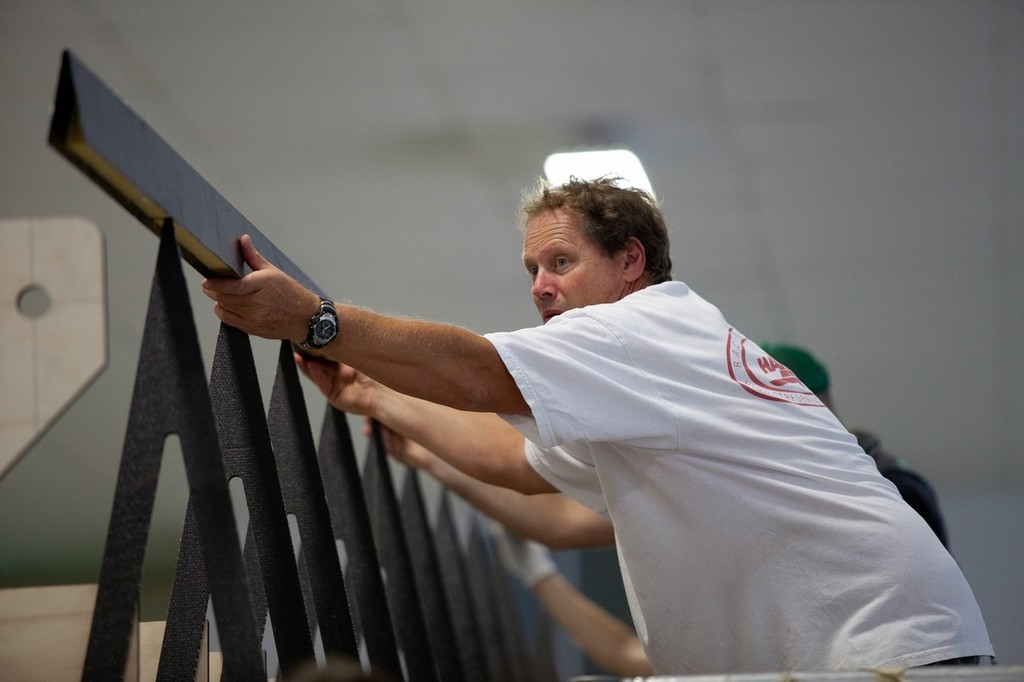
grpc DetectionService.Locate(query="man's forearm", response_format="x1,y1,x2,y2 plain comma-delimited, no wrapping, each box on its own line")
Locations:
373,386,552,494
433,461,613,548
322,305,530,415
534,573,653,676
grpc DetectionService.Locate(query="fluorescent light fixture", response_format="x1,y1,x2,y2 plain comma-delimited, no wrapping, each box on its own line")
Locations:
543,148,654,195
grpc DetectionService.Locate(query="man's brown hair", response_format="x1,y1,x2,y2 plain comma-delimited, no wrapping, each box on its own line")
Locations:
519,176,673,284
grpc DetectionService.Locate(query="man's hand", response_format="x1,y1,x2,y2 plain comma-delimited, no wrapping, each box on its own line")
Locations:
295,354,380,416
201,234,320,343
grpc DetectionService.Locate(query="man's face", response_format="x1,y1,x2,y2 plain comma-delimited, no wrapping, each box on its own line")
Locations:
522,209,634,323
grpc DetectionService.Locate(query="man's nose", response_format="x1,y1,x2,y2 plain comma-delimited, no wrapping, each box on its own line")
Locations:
532,271,555,299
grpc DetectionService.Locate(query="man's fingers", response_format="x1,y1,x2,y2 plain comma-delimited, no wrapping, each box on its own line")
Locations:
210,301,243,327
239,234,274,271
301,359,329,384
298,357,346,392
201,276,254,298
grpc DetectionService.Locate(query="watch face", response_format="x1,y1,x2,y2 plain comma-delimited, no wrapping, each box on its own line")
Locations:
313,317,337,344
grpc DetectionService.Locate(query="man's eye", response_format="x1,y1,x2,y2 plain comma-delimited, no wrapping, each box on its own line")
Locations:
527,267,538,280
555,257,570,268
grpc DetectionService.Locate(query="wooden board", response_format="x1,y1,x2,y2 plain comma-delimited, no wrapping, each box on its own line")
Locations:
0,584,137,681
139,620,212,682
49,49,324,296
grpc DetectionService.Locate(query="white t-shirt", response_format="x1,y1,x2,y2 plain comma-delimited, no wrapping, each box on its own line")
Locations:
485,281,992,674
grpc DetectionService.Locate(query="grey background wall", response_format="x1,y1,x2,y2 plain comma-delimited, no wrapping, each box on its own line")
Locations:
1,1,1021,677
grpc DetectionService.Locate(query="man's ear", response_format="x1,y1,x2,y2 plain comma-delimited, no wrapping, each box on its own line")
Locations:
622,237,647,283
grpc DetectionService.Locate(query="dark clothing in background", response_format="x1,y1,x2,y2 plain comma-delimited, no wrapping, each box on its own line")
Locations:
854,429,949,549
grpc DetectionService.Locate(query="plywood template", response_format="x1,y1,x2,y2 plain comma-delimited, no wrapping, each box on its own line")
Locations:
0,216,107,480
0,584,137,681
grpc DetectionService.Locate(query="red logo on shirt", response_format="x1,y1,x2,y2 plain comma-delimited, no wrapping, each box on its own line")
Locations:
725,329,825,406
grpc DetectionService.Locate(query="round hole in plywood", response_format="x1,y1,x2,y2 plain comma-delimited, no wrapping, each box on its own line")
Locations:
17,284,52,319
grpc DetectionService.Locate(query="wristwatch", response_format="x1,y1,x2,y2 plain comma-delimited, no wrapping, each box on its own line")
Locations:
302,296,338,350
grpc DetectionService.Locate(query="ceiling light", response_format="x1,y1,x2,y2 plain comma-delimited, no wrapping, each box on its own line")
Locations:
543,148,654,195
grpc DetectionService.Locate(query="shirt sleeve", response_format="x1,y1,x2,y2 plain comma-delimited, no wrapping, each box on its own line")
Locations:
486,311,679,449
523,440,609,516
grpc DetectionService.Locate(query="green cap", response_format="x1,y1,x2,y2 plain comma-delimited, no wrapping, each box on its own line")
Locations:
758,342,830,395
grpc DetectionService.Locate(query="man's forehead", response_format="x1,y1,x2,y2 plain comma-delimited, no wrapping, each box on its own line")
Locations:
523,209,583,249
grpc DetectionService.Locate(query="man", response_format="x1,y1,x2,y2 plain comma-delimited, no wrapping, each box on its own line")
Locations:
202,177,993,673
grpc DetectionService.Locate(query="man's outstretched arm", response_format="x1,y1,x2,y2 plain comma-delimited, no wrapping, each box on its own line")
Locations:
297,354,553,495
379,426,612,549
493,527,652,676
202,234,529,415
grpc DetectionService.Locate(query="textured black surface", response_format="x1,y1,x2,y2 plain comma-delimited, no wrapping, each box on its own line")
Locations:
206,324,316,675
362,424,439,682
316,408,404,678
433,494,490,680
84,226,264,681
399,470,468,682
267,341,359,659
